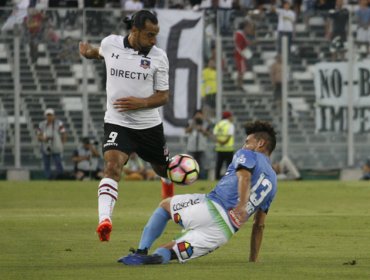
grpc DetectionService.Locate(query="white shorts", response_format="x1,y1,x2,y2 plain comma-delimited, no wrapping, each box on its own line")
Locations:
170,194,236,263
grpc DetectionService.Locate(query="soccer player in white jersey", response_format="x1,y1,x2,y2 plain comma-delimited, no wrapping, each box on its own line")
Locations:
119,120,278,265
79,10,174,242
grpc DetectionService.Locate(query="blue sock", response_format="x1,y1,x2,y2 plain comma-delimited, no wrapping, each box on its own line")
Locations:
138,207,170,250
153,247,172,264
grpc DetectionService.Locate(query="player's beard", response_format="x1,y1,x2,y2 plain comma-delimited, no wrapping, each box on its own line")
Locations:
139,44,153,54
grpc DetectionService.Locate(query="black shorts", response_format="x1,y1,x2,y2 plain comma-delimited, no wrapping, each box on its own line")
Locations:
102,122,169,166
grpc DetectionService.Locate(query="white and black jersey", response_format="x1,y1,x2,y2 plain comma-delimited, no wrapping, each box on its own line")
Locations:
99,35,169,129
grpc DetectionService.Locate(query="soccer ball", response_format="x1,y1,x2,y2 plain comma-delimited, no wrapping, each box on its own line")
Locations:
167,154,200,185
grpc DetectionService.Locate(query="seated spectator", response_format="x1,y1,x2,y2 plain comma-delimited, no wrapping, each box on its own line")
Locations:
72,137,103,180
361,158,370,180
123,153,157,181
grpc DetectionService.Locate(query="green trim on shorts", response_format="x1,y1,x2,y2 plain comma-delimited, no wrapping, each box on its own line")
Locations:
206,199,233,240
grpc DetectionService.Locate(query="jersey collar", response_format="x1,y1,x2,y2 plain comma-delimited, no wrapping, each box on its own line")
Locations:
123,35,132,49
123,35,150,57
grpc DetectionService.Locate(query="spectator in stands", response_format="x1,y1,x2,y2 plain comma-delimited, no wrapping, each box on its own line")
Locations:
269,54,282,107
85,0,106,36
203,13,217,62
293,0,303,19
234,20,255,91
303,0,316,28
272,1,296,59
213,111,235,180
327,0,349,61
185,110,211,179
201,58,217,119
72,137,103,180
124,0,144,10
37,108,67,180
218,0,233,35
361,158,370,180
123,152,157,180
314,0,334,13
24,8,45,64
356,0,370,56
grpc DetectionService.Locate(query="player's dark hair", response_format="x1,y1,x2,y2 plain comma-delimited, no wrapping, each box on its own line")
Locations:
124,10,158,30
245,120,277,154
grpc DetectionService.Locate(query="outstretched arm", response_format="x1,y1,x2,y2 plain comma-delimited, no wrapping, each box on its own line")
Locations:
249,209,267,262
79,42,103,59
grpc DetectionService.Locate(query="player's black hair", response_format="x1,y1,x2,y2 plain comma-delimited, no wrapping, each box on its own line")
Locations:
245,120,277,154
123,10,158,30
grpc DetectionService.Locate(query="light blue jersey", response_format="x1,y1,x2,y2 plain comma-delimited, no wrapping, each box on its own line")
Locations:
207,149,277,216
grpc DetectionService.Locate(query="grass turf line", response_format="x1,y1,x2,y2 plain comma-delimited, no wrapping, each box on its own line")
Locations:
0,180,369,280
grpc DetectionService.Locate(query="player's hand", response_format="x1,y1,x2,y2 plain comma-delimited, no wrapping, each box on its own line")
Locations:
79,41,90,57
234,203,248,224
113,97,147,111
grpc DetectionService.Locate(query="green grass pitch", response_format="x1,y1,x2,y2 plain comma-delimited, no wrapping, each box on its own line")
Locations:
0,180,369,280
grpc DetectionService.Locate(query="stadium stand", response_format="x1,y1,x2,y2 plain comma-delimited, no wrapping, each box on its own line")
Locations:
0,6,369,175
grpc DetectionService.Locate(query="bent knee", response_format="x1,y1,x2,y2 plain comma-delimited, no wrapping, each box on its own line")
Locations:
159,197,172,213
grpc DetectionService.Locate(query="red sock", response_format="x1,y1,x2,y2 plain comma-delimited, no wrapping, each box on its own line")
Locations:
161,178,174,199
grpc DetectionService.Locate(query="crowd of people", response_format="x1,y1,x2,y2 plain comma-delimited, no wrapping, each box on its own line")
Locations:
27,1,370,181
3,0,370,93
